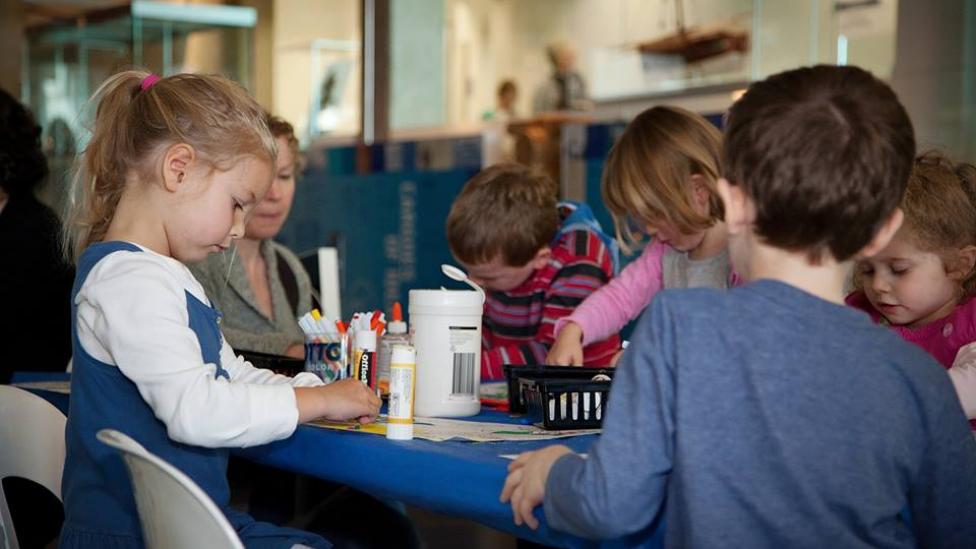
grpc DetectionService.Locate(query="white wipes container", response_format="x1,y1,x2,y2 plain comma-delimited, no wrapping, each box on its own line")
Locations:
409,289,483,417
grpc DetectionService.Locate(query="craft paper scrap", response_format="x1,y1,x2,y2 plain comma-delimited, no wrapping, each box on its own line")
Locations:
311,415,599,442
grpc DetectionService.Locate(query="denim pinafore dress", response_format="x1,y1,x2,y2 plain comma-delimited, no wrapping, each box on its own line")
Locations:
59,241,329,549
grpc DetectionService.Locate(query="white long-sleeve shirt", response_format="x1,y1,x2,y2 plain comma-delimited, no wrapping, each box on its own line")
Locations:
75,243,322,448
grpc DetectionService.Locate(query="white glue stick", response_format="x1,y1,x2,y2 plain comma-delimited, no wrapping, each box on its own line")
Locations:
386,344,417,440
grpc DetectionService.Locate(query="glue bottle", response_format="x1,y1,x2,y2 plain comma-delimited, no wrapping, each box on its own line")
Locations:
386,344,416,440
377,301,409,395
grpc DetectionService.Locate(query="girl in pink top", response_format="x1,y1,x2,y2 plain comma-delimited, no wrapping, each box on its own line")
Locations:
847,152,976,425
547,106,738,366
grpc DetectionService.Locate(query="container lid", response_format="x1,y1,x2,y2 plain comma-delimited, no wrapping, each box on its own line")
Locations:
386,422,414,440
355,330,377,350
387,320,407,334
409,289,484,308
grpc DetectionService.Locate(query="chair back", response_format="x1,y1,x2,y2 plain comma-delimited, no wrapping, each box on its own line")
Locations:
96,429,243,549
0,385,67,549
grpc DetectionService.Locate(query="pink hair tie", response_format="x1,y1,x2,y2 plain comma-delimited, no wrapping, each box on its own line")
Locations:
140,74,161,91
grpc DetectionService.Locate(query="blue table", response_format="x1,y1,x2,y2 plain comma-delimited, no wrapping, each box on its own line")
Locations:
12,373,662,548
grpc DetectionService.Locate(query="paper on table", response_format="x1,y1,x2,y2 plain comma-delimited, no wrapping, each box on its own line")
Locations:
479,381,508,400
311,415,599,442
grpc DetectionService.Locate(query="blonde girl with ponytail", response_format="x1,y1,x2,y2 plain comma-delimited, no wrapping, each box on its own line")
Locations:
60,71,379,549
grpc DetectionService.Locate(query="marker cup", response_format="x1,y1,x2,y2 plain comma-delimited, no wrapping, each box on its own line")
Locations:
304,332,349,383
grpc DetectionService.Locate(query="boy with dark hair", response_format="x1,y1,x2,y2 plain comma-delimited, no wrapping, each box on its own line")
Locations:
446,163,620,379
501,65,976,547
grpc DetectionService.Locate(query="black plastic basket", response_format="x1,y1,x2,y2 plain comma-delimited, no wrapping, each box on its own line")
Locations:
522,377,612,430
503,364,614,414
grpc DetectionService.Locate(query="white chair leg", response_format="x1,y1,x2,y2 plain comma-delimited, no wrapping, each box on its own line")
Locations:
0,483,21,549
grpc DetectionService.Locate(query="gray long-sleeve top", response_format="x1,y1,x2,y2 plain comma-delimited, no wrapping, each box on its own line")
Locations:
188,240,312,355
545,279,976,548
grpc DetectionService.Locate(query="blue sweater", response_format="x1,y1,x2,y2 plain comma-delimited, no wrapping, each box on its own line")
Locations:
546,280,976,548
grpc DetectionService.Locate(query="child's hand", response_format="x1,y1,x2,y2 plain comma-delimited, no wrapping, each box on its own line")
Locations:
499,445,572,530
547,323,584,366
295,379,381,424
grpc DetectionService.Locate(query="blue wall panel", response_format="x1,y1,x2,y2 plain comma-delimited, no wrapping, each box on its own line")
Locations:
277,148,478,320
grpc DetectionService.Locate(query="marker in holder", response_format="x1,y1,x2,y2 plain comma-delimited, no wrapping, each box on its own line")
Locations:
304,332,349,383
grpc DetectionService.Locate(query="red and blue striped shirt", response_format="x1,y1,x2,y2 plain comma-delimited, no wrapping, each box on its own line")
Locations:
481,220,621,380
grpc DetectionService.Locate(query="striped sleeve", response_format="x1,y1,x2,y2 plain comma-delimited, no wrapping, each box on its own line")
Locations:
479,228,621,379
543,230,621,366
481,342,548,380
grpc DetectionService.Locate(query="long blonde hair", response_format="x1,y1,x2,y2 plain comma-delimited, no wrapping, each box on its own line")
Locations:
602,106,723,253
63,70,276,262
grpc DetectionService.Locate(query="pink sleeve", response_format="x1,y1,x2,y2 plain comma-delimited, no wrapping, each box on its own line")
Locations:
554,240,668,345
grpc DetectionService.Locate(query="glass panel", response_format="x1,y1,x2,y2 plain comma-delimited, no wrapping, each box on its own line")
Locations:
25,17,133,146
385,0,901,133
272,0,362,143
134,20,252,85
24,1,256,136
832,0,898,77
587,0,755,100
22,1,257,211
390,0,445,131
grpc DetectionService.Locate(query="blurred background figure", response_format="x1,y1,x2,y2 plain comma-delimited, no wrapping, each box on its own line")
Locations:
482,79,520,164
484,79,518,122
533,42,590,114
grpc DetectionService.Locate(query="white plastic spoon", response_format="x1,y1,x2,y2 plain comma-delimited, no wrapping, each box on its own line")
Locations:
441,264,486,303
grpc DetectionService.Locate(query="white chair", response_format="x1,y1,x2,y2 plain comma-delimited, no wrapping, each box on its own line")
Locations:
0,385,67,549
96,429,243,549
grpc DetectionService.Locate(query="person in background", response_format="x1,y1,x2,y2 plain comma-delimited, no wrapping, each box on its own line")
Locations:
446,163,620,380
848,151,976,425
190,114,311,359
532,42,590,114
485,80,518,122
547,106,738,367
482,80,520,164
502,65,976,546
0,87,74,382
59,70,380,548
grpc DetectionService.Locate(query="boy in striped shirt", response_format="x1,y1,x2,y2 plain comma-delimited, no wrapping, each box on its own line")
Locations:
446,164,620,380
